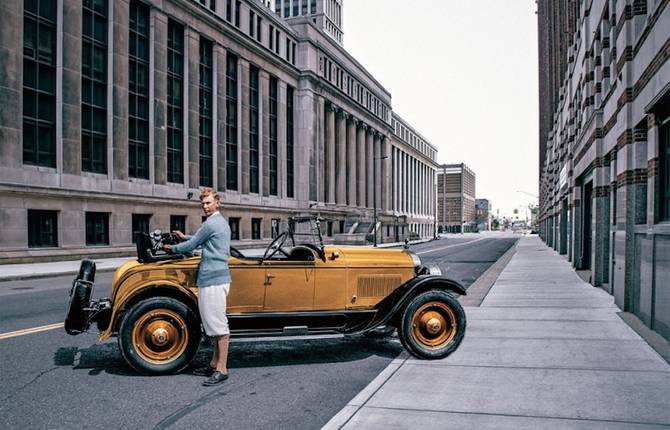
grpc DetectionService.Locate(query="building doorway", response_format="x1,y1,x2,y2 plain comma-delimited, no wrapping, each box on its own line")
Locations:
581,181,593,269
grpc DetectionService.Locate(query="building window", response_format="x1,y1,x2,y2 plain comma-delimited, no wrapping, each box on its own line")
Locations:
226,0,232,21
293,1,298,16
286,86,295,197
167,19,184,183
256,16,262,42
251,218,261,240
327,221,333,237
132,213,151,244
226,53,238,190
274,0,281,16
311,0,316,14
292,43,296,65
285,37,290,61
275,29,280,54
269,24,274,50
229,217,240,240
271,218,280,239
81,0,108,174
660,115,670,221
283,0,289,17
23,0,57,168
339,220,344,234
85,212,109,245
234,0,240,26
199,37,213,187
249,11,255,38
170,215,186,233
269,77,278,195
27,210,58,248
128,0,150,179
249,66,260,193
301,0,307,15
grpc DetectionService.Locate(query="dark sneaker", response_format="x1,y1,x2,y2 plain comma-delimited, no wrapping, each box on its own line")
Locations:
203,371,229,386
192,366,215,377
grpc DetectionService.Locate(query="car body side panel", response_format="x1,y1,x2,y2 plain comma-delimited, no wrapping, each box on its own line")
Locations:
261,261,315,311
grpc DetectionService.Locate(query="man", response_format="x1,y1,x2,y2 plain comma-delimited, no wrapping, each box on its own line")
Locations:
164,188,231,386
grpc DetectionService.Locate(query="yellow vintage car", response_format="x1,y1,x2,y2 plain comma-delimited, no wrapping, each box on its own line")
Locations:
65,216,466,375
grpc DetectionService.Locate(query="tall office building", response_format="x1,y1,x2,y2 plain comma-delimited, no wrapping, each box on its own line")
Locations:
0,0,438,262
437,163,476,233
537,0,670,342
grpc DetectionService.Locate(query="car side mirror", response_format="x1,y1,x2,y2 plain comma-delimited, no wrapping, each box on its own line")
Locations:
330,251,340,261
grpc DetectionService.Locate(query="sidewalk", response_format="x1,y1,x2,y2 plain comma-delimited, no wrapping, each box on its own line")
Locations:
324,236,670,429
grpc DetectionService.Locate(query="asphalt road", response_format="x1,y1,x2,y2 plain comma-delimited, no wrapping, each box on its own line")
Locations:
0,232,517,429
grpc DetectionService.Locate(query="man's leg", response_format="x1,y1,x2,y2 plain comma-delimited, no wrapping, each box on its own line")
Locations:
215,335,229,374
210,337,219,369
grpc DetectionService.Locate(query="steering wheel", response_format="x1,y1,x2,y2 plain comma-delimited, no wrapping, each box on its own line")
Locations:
263,231,290,260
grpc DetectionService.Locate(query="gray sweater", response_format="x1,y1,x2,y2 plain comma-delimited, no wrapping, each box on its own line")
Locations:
171,212,231,287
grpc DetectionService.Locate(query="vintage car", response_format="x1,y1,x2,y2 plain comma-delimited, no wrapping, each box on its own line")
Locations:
65,216,466,375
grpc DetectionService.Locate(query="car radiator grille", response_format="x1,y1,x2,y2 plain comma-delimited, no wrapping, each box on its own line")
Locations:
357,275,402,297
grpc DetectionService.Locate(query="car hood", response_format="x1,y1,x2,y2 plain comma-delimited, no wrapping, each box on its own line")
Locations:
331,246,416,268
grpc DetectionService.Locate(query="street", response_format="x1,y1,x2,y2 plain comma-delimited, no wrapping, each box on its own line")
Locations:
0,233,516,429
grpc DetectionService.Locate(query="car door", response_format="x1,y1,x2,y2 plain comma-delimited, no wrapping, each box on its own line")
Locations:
227,259,266,313
262,260,315,311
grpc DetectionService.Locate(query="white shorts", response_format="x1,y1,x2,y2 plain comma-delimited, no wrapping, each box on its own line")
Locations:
198,283,230,336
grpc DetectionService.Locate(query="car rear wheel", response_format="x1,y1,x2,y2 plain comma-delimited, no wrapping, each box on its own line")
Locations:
398,290,465,359
119,297,201,375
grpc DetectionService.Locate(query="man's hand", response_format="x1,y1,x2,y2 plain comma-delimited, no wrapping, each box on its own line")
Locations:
173,230,186,240
163,244,172,253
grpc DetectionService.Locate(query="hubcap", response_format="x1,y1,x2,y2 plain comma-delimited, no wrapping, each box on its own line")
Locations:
132,309,188,364
411,301,457,348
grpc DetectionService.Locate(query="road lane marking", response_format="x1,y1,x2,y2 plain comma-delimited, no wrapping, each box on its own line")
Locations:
0,322,63,340
416,237,488,255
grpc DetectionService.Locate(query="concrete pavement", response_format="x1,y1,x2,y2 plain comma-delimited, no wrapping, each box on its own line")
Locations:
324,235,670,429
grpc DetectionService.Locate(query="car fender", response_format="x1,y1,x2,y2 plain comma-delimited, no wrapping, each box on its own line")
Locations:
98,280,198,341
360,275,466,332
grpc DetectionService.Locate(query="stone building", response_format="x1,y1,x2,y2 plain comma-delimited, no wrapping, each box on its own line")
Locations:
437,163,476,233
0,0,438,263
537,0,670,342
475,198,493,231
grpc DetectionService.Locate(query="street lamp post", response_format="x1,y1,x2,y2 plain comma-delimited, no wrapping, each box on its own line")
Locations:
373,155,388,247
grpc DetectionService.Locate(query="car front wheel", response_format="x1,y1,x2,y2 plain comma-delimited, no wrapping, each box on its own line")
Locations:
399,290,466,359
118,297,201,375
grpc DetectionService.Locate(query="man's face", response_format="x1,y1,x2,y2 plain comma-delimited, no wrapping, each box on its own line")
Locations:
201,195,220,217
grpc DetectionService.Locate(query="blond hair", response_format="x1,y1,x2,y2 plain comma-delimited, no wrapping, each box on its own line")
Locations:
199,188,220,202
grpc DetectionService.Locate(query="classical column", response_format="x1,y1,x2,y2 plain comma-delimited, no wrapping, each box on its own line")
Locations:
61,0,83,176
356,122,366,206
347,116,357,206
325,103,336,203
260,70,270,197
374,132,381,210
239,59,250,194
383,136,392,211
366,128,374,208
336,110,347,205
186,27,200,188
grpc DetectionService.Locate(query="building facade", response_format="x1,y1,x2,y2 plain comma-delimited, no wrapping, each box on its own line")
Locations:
475,198,493,231
537,0,670,342
437,163,476,233
0,0,438,263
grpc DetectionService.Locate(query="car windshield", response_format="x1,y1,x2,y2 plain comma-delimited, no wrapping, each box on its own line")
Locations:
287,216,324,250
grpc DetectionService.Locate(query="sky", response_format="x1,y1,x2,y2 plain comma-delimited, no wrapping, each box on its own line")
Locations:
342,0,539,219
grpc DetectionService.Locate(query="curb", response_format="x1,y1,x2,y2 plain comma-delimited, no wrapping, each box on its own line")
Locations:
458,238,519,307
0,266,119,282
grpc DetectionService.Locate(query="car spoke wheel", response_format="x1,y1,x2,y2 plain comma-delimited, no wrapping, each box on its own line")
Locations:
119,297,201,375
399,289,466,359
132,309,189,365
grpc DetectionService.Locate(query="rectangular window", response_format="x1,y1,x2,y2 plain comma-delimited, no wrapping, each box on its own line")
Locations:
85,212,109,245
170,215,186,233
251,218,261,240
256,16,262,42
269,77,278,195
167,19,184,183
235,1,240,26
128,0,150,179
209,0,216,12
226,0,232,21
302,0,307,15
292,43,296,65
132,213,151,244
249,66,259,193
293,0,298,16
23,0,57,168
285,37,290,61
199,37,213,187
27,210,58,248
660,116,670,221
286,85,295,198
81,0,108,174
283,0,289,17
269,24,274,50
271,218,280,239
339,220,344,234
249,11,255,38
275,29,281,54
311,0,316,14
226,53,238,190
229,217,240,240
274,0,281,15
327,221,333,237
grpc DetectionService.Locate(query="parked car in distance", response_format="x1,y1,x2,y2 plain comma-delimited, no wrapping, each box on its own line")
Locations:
65,216,467,375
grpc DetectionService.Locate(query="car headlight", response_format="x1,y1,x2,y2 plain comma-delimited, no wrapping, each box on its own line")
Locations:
407,251,421,268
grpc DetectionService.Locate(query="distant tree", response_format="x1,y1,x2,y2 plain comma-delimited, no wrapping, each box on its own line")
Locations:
492,218,500,230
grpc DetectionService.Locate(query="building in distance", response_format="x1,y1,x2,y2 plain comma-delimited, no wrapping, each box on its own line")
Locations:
475,199,493,231
437,163,476,233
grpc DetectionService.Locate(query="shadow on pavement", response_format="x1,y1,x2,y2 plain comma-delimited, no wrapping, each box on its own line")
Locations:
53,335,403,376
